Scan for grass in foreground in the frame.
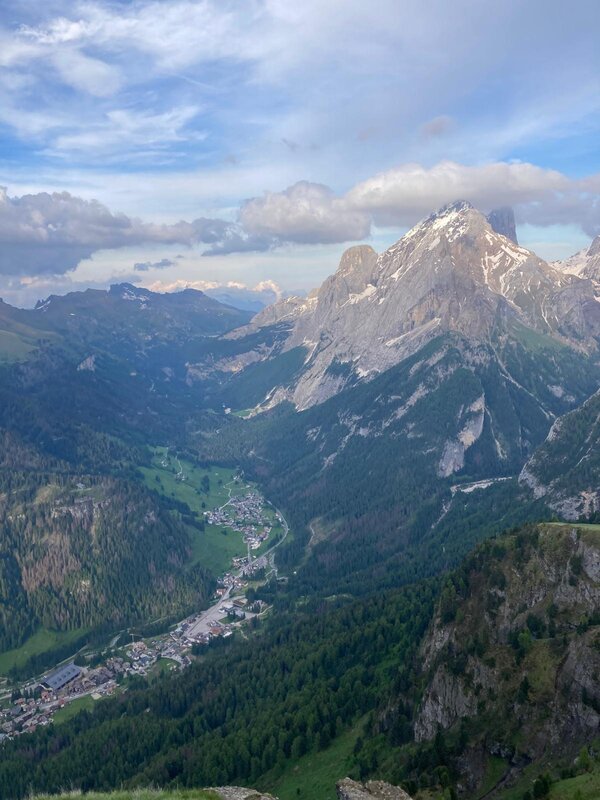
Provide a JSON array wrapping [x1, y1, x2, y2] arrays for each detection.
[[258, 722, 361, 800], [32, 791, 220, 800]]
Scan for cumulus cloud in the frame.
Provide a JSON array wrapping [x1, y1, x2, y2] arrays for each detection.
[[235, 161, 600, 245], [239, 181, 371, 244], [0, 187, 236, 275], [348, 161, 600, 237]]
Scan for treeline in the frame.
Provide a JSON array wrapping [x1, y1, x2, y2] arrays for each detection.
[[0, 582, 437, 797]]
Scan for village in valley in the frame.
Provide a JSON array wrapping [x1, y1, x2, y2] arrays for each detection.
[[0, 451, 288, 742]]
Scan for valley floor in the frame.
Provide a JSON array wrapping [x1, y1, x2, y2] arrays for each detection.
[[0, 451, 290, 737]]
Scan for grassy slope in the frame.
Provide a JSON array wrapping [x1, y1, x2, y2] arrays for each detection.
[[141, 448, 282, 575], [32, 792, 220, 800], [0, 627, 88, 676], [52, 695, 96, 725], [258, 723, 361, 800], [0, 330, 36, 362], [493, 759, 600, 800]]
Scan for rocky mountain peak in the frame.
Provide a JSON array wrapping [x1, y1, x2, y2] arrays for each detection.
[[217, 200, 600, 411], [337, 244, 378, 278], [588, 234, 600, 258], [486, 205, 518, 243]]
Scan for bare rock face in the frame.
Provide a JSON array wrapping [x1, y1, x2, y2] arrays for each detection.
[[203, 201, 600, 416], [554, 235, 600, 283], [228, 201, 600, 411], [413, 524, 600, 761], [336, 777, 413, 800], [486, 206, 518, 244], [519, 388, 600, 519]]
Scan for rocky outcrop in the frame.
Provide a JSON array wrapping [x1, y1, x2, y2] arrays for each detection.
[[519, 389, 600, 519], [211, 789, 277, 800], [554, 235, 600, 284], [336, 778, 413, 800], [209, 781, 413, 800], [486, 206, 518, 244], [413, 524, 600, 768]]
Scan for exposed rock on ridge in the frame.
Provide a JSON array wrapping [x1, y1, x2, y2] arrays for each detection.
[[336, 778, 413, 800], [519, 388, 600, 518], [486, 206, 518, 244], [554, 234, 600, 284], [209, 781, 413, 800], [231, 201, 600, 410], [410, 524, 600, 790]]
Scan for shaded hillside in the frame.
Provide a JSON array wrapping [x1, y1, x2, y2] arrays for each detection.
[[360, 523, 600, 798], [2, 524, 600, 800], [520, 389, 600, 520], [197, 330, 597, 597], [0, 457, 213, 656]]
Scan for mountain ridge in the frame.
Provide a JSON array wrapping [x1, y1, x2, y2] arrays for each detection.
[[213, 201, 600, 411]]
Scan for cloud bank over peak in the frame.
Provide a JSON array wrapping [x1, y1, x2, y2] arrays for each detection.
[[0, 158, 599, 281], [239, 181, 371, 244], [233, 161, 600, 247]]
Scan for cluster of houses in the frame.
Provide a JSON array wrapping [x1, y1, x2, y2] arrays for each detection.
[[205, 491, 273, 551], [169, 617, 235, 647], [0, 632, 199, 741], [238, 554, 269, 577], [0, 481, 281, 744], [0, 661, 118, 740]]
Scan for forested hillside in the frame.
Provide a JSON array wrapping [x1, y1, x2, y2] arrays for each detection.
[[0, 465, 213, 656], [1, 523, 599, 800], [0, 583, 436, 797], [0, 287, 250, 660]]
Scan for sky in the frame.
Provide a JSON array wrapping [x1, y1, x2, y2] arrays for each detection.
[[0, 0, 599, 307]]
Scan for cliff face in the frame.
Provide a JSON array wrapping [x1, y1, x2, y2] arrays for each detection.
[[411, 524, 600, 791], [519, 389, 600, 519]]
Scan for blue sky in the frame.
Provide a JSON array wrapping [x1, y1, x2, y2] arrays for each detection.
[[0, 0, 599, 306]]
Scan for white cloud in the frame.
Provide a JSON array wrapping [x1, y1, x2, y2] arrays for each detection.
[[1, 160, 599, 280], [51, 49, 121, 97], [146, 277, 283, 311], [345, 161, 572, 227], [239, 181, 371, 244], [225, 161, 600, 246], [49, 106, 205, 158]]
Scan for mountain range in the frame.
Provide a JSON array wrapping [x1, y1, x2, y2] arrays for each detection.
[[179, 201, 600, 598], [2, 199, 600, 799]]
